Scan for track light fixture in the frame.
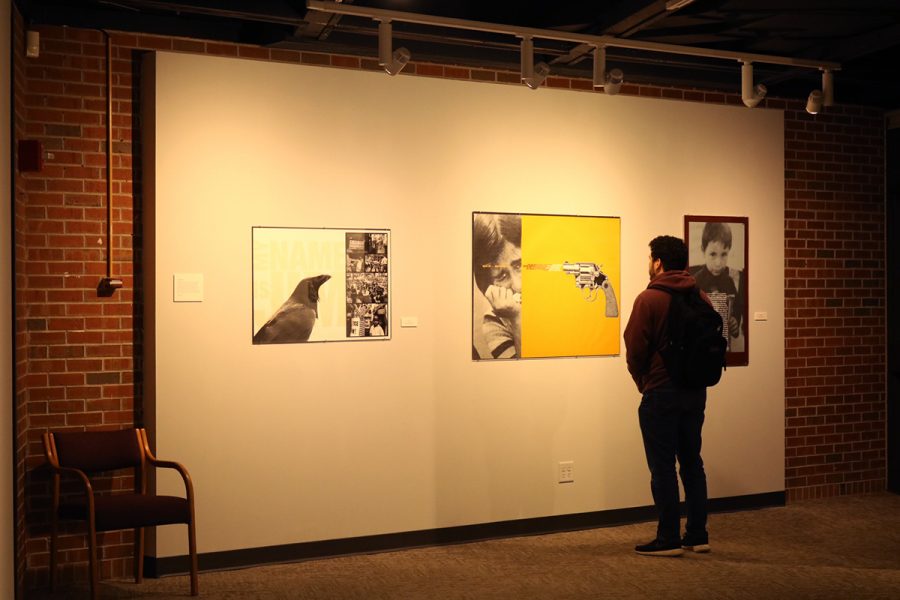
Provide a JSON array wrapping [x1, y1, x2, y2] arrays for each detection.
[[520, 35, 550, 89], [822, 69, 834, 107], [528, 62, 551, 89], [605, 68, 624, 95], [592, 46, 606, 89], [805, 69, 834, 115], [26, 30, 40, 58], [740, 61, 767, 108], [806, 90, 823, 114], [378, 21, 411, 76], [592, 47, 625, 95]]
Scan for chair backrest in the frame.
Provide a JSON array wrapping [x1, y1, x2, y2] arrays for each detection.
[[50, 429, 144, 472]]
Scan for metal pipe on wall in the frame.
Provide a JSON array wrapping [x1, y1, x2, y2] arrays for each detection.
[[99, 32, 122, 295]]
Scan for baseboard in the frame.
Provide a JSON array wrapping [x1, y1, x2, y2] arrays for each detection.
[[145, 490, 785, 577]]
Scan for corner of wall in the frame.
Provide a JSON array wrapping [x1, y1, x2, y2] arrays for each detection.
[[2, 0, 15, 596]]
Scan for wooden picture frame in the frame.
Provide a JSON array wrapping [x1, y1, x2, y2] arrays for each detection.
[[685, 215, 749, 367]]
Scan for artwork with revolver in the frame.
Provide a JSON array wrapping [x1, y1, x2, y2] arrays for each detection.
[[472, 212, 621, 360]]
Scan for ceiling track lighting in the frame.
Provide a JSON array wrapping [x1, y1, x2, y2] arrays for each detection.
[[307, 0, 839, 110], [806, 70, 834, 115], [606, 68, 624, 96], [377, 20, 410, 76], [822, 69, 834, 107], [740, 61, 767, 108], [520, 35, 550, 89], [806, 90, 823, 115], [592, 46, 625, 95]]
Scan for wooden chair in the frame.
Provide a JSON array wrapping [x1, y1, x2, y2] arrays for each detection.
[[42, 427, 198, 599]]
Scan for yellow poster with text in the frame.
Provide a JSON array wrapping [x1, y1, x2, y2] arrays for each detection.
[[520, 215, 620, 358]]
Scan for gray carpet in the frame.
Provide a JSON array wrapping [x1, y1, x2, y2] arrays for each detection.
[[31, 493, 900, 599]]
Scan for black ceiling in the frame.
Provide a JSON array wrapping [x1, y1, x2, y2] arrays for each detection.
[[17, 0, 900, 110]]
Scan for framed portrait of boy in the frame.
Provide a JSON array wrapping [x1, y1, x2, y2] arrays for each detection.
[[685, 215, 749, 367]]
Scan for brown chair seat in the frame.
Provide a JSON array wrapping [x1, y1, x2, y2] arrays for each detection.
[[60, 494, 192, 531]]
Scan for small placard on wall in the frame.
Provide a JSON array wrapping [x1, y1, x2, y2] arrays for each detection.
[[173, 273, 204, 302]]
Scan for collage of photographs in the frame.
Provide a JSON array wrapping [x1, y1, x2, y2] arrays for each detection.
[[346, 232, 389, 338]]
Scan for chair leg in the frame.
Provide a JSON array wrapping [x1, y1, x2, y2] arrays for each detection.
[[188, 521, 199, 596], [134, 527, 144, 583], [49, 513, 58, 591], [88, 526, 99, 600]]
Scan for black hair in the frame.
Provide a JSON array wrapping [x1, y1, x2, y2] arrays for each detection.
[[472, 214, 521, 293], [701, 222, 732, 251], [649, 235, 688, 271]]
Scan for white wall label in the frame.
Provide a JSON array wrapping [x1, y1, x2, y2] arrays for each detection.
[[173, 273, 204, 302], [400, 316, 418, 328], [753, 311, 768, 321]]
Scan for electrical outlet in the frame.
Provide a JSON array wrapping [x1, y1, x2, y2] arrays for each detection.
[[558, 461, 574, 483]]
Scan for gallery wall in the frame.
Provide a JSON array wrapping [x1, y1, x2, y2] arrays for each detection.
[[144, 51, 785, 557]]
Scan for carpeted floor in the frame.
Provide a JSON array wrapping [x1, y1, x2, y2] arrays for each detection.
[[31, 493, 900, 599]]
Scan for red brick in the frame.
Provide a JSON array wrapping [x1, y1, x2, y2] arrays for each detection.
[[331, 55, 360, 69], [445, 66, 469, 80], [205, 42, 238, 57], [29, 414, 67, 429], [66, 411, 103, 425], [416, 64, 443, 77], [271, 49, 302, 63], [173, 39, 206, 53], [136, 35, 173, 51]]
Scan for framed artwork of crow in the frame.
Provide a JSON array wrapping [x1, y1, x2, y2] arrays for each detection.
[[252, 227, 390, 344]]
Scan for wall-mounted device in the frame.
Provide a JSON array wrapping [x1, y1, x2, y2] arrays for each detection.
[[17, 140, 43, 172]]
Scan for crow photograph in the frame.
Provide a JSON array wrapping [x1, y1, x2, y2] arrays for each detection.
[[252, 274, 331, 344], [252, 227, 391, 344]]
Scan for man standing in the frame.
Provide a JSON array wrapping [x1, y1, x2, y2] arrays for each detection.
[[624, 235, 710, 556]]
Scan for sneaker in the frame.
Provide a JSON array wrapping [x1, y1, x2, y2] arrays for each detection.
[[634, 538, 684, 556], [681, 533, 710, 553]]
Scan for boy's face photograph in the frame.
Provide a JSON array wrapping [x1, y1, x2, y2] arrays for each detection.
[[703, 241, 730, 276], [489, 241, 522, 293]]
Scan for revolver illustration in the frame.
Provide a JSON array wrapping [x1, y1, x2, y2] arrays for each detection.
[[527, 262, 619, 317]]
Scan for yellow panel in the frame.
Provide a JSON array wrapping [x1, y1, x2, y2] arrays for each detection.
[[520, 214, 620, 358]]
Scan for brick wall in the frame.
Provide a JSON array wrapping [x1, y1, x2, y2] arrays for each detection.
[[12, 21, 886, 587], [14, 19, 142, 590], [783, 105, 886, 500], [12, 7, 30, 598]]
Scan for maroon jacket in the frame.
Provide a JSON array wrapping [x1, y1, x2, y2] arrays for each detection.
[[624, 270, 707, 393]]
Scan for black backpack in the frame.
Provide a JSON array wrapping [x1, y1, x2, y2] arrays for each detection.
[[649, 285, 727, 389]]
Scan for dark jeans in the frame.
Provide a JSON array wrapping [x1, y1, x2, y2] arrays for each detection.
[[638, 386, 708, 543]]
